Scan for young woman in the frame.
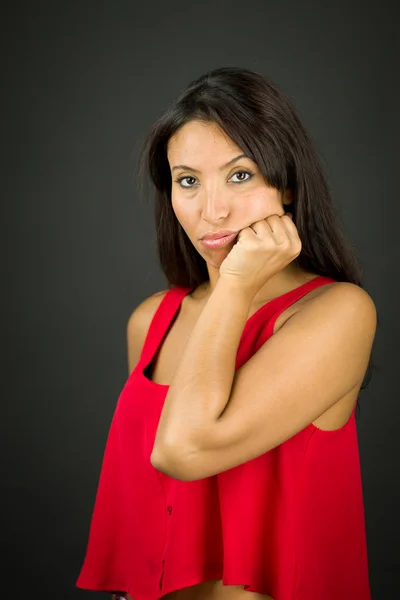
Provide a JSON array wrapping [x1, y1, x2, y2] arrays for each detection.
[[76, 67, 377, 600]]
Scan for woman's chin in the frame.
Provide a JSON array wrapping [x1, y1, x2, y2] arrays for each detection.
[[197, 243, 233, 270]]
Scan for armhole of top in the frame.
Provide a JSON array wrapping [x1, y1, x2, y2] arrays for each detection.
[[263, 276, 338, 340]]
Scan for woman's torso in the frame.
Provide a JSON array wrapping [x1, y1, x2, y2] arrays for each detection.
[[124, 580, 271, 600], [134, 270, 358, 600]]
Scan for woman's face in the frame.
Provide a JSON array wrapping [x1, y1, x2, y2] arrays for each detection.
[[167, 120, 292, 272]]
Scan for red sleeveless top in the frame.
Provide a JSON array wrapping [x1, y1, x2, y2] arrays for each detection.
[[76, 275, 371, 600]]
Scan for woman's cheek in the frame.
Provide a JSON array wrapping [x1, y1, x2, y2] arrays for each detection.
[[237, 188, 281, 219], [172, 208, 196, 242]]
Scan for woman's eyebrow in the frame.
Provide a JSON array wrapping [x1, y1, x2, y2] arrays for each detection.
[[171, 153, 249, 174]]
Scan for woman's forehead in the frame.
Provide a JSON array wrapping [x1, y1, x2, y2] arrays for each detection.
[[167, 121, 245, 166]]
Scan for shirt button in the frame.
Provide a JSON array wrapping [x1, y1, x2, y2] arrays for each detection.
[[167, 505, 172, 514]]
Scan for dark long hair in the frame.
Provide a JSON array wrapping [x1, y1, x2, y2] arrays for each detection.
[[138, 66, 379, 400]]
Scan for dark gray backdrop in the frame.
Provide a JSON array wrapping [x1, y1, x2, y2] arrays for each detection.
[[3, 1, 398, 598]]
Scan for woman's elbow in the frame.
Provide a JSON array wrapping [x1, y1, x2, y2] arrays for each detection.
[[150, 443, 201, 481]]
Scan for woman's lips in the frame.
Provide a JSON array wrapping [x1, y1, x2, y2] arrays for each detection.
[[200, 232, 238, 249]]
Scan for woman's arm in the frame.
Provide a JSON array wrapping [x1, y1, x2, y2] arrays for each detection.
[[151, 278, 376, 481]]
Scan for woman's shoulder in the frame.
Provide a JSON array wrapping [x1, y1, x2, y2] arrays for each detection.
[[126, 289, 170, 374], [304, 279, 375, 309]]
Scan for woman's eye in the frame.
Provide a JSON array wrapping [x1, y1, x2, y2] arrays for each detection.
[[176, 176, 197, 188], [231, 170, 253, 183]]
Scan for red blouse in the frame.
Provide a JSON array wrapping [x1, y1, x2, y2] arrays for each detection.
[[76, 275, 372, 600]]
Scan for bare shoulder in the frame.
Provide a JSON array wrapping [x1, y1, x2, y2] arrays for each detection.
[[298, 281, 377, 334], [305, 280, 376, 308], [126, 289, 170, 375]]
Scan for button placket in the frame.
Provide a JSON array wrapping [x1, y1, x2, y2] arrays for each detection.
[[160, 487, 173, 592], [159, 559, 165, 591]]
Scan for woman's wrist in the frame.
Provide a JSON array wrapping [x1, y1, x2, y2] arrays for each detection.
[[216, 274, 259, 303]]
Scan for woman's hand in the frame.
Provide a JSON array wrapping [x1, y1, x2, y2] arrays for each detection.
[[218, 213, 302, 297]]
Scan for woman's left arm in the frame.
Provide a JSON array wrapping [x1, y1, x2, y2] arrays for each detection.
[[151, 277, 377, 481]]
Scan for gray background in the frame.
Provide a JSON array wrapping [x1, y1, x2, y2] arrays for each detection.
[[3, 1, 398, 598]]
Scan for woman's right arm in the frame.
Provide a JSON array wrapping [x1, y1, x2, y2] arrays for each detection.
[[126, 290, 169, 376]]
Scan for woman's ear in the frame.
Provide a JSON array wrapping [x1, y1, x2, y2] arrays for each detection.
[[282, 187, 293, 205]]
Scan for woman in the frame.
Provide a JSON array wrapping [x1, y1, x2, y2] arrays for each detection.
[[76, 67, 377, 600]]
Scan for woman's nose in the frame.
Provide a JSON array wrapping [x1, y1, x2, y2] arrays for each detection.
[[201, 188, 230, 221]]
